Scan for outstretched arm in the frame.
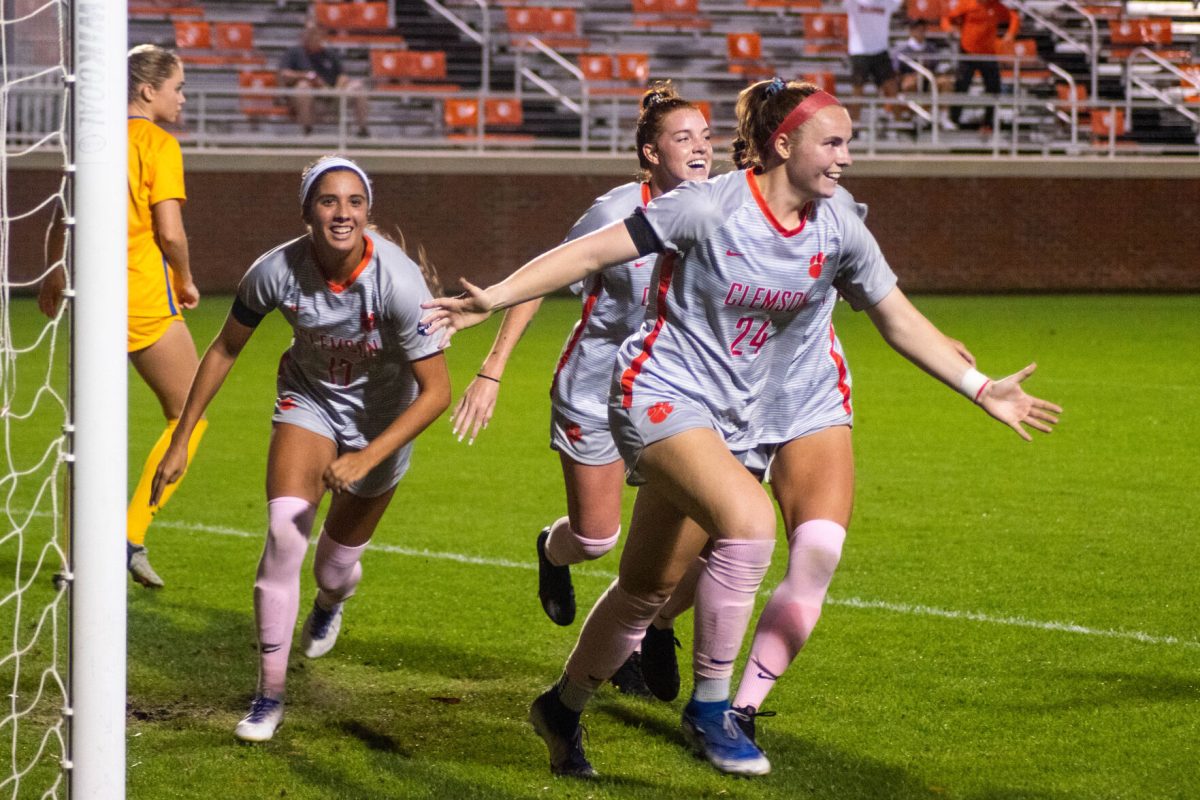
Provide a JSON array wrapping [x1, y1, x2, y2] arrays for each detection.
[[149, 314, 255, 503], [421, 220, 640, 344], [865, 287, 1061, 440], [451, 298, 544, 445]]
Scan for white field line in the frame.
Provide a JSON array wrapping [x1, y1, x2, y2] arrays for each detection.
[[156, 519, 1200, 651]]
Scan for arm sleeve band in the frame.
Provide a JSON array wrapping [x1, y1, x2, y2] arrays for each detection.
[[231, 296, 266, 328], [625, 210, 665, 257]]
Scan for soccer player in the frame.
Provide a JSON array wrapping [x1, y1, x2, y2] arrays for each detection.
[[38, 44, 206, 588], [150, 156, 450, 742], [449, 82, 712, 695], [421, 79, 1057, 778]]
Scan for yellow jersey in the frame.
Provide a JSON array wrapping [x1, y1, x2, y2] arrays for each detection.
[[127, 116, 187, 318]]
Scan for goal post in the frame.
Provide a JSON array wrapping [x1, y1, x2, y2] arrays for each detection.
[[67, 2, 127, 798]]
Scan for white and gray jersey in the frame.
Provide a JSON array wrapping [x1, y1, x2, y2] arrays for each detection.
[[550, 181, 654, 427], [615, 169, 897, 448], [233, 232, 442, 449], [757, 185, 871, 445]]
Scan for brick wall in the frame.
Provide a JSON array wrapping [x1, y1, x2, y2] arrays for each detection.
[[10, 162, 1199, 293]]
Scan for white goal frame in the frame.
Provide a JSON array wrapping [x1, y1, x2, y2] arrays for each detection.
[[66, 3, 127, 797]]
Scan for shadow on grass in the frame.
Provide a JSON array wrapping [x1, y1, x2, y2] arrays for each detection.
[[595, 698, 939, 800]]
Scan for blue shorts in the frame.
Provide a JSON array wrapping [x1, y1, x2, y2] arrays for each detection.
[[273, 389, 411, 498]]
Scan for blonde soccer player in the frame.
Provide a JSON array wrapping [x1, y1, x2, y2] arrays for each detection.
[[422, 79, 1059, 778], [151, 156, 450, 742], [450, 82, 712, 697], [38, 44, 205, 588]]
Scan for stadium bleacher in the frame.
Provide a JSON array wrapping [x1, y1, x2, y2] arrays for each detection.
[[115, 0, 1200, 153]]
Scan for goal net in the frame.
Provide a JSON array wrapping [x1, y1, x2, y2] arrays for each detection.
[[2, 0, 127, 796]]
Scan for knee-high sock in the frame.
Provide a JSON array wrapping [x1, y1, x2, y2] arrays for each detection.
[[733, 520, 845, 711], [127, 418, 208, 546], [654, 553, 706, 628], [312, 529, 367, 610], [565, 578, 667, 694], [254, 497, 315, 699], [544, 515, 620, 567], [693, 538, 774, 698]]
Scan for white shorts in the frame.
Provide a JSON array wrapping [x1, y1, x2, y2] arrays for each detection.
[[273, 389, 411, 498], [549, 405, 621, 466]]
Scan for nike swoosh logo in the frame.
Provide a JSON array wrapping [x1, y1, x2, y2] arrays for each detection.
[[756, 672, 778, 681], [633, 260, 648, 268], [726, 249, 745, 257]]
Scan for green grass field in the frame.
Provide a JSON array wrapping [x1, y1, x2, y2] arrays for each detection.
[[8, 294, 1200, 799]]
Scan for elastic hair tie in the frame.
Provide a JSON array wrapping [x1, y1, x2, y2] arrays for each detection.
[[764, 77, 787, 96], [768, 90, 842, 144]]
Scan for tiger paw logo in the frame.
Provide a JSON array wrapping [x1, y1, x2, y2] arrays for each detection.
[[566, 423, 584, 443], [808, 252, 826, 279], [361, 310, 377, 332], [647, 402, 674, 424], [277, 395, 298, 412]]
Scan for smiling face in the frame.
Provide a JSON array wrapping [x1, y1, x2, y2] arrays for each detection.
[[144, 64, 185, 125], [304, 169, 369, 269], [782, 104, 853, 200], [642, 107, 712, 194]]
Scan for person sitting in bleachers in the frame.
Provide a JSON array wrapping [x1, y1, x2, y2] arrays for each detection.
[[279, 21, 370, 137], [893, 17, 957, 129]]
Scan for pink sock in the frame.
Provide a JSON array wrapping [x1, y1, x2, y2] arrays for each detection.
[[693, 539, 774, 685], [655, 554, 706, 627], [733, 520, 845, 711], [544, 515, 620, 567], [254, 497, 316, 699], [565, 578, 667, 692], [313, 529, 367, 610]]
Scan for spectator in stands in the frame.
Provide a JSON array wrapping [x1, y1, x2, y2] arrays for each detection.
[[893, 17, 957, 129], [943, 0, 1020, 130], [844, 0, 903, 123], [279, 21, 370, 137]]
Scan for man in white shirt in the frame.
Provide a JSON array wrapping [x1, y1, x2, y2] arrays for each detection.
[[844, 0, 903, 121]]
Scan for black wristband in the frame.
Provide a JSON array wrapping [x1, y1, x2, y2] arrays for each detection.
[[476, 372, 501, 384]]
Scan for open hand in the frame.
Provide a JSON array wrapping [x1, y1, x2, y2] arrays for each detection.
[[979, 363, 1062, 441]]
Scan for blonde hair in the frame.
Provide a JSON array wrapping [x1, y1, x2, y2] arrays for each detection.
[[733, 79, 823, 170], [127, 44, 181, 102]]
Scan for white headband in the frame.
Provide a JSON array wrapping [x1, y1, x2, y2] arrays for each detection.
[[299, 156, 373, 209]]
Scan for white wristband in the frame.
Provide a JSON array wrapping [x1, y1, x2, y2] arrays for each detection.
[[959, 368, 991, 404]]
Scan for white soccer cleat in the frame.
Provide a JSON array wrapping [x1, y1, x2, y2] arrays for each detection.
[[234, 696, 284, 742], [126, 543, 164, 588], [300, 599, 343, 659]]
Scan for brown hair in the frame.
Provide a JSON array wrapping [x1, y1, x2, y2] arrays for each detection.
[[635, 80, 703, 175], [127, 44, 181, 102], [733, 78, 823, 171]]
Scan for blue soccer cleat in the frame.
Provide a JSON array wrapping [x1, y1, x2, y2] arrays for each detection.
[[681, 698, 771, 776]]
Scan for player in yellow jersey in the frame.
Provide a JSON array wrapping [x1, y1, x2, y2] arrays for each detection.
[[38, 45, 206, 588]]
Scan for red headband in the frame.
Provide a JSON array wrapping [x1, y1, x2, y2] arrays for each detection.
[[768, 90, 842, 144]]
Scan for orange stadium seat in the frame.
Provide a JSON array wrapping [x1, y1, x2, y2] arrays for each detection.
[[1108, 17, 1172, 46], [173, 20, 211, 50], [238, 70, 288, 118], [444, 98, 479, 129], [1181, 65, 1200, 102], [802, 71, 838, 94], [727, 32, 772, 78], [214, 22, 254, 52], [579, 54, 615, 81], [314, 2, 390, 30], [485, 98, 524, 126], [616, 53, 650, 83], [803, 14, 848, 54], [1090, 107, 1125, 138]]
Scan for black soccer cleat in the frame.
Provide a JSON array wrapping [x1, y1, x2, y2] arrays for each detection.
[[536, 528, 575, 626], [609, 651, 653, 698], [529, 688, 596, 778], [639, 624, 682, 701], [730, 704, 777, 745]]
